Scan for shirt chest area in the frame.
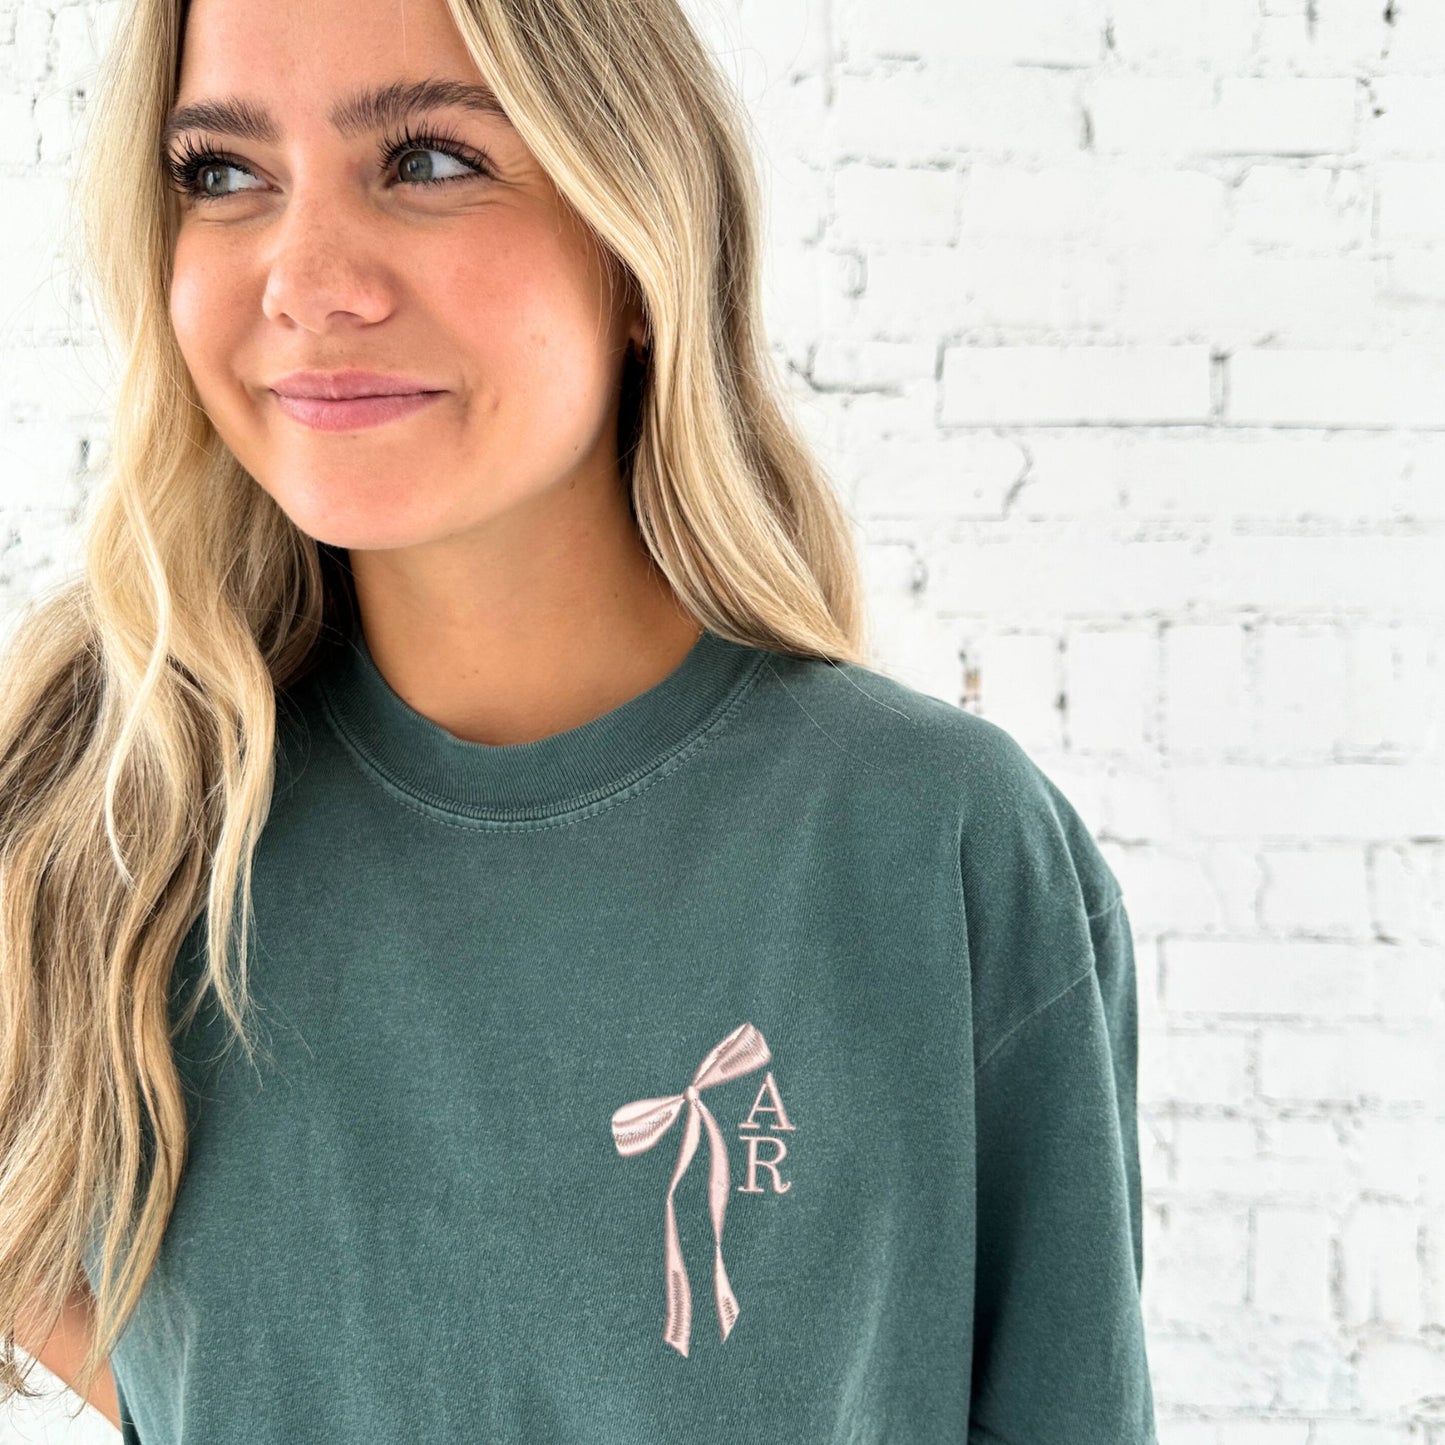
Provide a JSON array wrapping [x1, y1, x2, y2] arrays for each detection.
[[138, 834, 976, 1434], [133, 1002, 978, 1445], [156, 935, 976, 1390]]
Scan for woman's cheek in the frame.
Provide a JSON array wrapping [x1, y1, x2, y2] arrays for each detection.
[[169, 251, 233, 385]]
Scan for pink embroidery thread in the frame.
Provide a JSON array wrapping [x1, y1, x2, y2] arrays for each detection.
[[610, 1022, 772, 1357]]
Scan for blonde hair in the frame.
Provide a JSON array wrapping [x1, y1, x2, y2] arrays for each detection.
[[0, 0, 868, 1412]]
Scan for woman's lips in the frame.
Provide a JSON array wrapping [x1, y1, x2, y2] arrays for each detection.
[[271, 390, 445, 432]]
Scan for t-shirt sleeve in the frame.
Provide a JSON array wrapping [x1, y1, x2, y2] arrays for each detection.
[[117, 1370, 143, 1444], [955, 729, 1159, 1444]]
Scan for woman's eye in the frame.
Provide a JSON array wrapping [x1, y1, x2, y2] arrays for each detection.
[[190, 161, 264, 201], [393, 147, 475, 186]]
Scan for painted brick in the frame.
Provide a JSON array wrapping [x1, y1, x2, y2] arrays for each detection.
[[1162, 623, 1252, 756], [831, 163, 958, 247], [1228, 349, 1445, 428], [1258, 1027, 1435, 1107], [1140, 1028, 1253, 1108], [1151, 1204, 1251, 1312], [1253, 1206, 1335, 1325], [1065, 626, 1157, 754], [835, 0, 1106, 67], [939, 345, 1212, 426], [829, 66, 1080, 162], [1339, 1202, 1424, 1332]]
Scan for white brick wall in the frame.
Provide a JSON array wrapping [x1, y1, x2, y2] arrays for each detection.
[[3, 0, 1443, 1441]]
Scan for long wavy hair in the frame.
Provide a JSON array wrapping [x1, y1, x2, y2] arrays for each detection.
[[0, 0, 868, 1412]]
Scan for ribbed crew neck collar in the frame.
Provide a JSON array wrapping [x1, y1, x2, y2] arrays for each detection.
[[311, 620, 770, 821]]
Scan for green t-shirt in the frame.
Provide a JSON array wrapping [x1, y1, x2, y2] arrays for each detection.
[[88, 622, 1159, 1443]]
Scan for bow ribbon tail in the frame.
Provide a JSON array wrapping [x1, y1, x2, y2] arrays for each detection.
[[696, 1097, 741, 1341], [661, 1098, 704, 1357]]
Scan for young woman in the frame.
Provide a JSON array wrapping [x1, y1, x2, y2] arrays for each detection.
[[0, 0, 1160, 1439]]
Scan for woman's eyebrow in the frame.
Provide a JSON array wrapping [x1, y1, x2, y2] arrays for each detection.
[[160, 76, 511, 152]]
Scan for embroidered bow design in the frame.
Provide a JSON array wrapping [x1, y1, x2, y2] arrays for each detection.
[[610, 1022, 771, 1357]]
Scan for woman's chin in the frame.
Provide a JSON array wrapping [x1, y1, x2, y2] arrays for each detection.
[[266, 493, 448, 553]]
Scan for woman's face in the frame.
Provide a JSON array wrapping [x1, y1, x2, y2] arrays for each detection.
[[166, 0, 645, 552]]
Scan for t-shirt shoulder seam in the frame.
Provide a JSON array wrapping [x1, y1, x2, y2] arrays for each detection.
[[968, 883, 1124, 1078], [1089, 890, 1126, 921], [973, 957, 1095, 1078]]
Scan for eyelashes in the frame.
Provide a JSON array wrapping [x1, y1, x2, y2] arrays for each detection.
[[161, 120, 495, 202]]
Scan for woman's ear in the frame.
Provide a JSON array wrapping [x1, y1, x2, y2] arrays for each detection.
[[617, 264, 651, 357]]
